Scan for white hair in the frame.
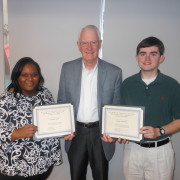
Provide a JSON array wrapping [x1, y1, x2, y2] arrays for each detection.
[[78, 25, 101, 42]]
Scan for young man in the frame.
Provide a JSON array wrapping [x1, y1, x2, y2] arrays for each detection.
[[57, 25, 122, 180], [120, 36, 180, 180]]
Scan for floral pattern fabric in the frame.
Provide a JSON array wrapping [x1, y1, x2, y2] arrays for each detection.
[[0, 87, 62, 177]]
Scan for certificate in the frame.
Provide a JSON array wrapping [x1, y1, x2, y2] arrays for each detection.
[[102, 105, 144, 142], [33, 103, 75, 139]]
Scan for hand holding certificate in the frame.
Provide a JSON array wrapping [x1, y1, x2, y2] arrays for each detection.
[[33, 103, 75, 139], [102, 105, 144, 142]]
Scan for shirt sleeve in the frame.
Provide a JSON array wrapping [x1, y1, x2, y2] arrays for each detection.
[[0, 97, 15, 152], [172, 84, 180, 119]]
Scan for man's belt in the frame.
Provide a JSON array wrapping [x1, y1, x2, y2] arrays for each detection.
[[136, 138, 169, 148], [76, 121, 99, 128]]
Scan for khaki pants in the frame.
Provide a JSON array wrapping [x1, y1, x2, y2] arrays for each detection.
[[123, 141, 174, 180]]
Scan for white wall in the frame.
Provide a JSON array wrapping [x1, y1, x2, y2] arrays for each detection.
[[8, 0, 101, 99], [1, 0, 180, 179], [103, 0, 180, 82]]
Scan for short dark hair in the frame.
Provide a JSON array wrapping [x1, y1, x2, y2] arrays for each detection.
[[7, 57, 44, 94], [136, 36, 165, 55]]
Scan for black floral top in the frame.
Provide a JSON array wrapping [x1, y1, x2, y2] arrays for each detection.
[[0, 87, 62, 177]]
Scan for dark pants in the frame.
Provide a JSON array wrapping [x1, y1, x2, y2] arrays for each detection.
[[68, 124, 108, 180], [0, 165, 53, 180]]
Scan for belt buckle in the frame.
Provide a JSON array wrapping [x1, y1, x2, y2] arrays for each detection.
[[83, 123, 88, 128], [148, 143, 152, 148], [142, 142, 153, 148]]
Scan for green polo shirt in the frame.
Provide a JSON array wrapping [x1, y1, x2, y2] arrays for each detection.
[[121, 71, 180, 141]]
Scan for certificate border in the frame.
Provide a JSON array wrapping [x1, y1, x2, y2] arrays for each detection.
[[102, 105, 144, 142], [33, 103, 75, 139]]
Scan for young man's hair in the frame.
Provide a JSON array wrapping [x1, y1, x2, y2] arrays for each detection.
[[136, 36, 165, 55]]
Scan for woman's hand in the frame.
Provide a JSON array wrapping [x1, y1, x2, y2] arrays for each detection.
[[11, 124, 37, 141]]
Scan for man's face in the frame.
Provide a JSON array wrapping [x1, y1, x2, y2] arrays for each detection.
[[136, 46, 165, 74], [77, 28, 102, 65]]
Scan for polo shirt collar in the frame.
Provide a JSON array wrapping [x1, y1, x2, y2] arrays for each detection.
[[136, 70, 164, 84]]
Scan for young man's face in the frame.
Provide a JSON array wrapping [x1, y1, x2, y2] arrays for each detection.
[[136, 46, 165, 75]]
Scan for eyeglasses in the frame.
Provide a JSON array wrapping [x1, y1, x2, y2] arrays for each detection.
[[80, 40, 99, 47]]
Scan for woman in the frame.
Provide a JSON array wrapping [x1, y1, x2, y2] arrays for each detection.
[[0, 57, 62, 180]]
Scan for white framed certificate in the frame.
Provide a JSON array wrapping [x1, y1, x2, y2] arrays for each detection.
[[102, 105, 144, 142], [33, 103, 75, 139]]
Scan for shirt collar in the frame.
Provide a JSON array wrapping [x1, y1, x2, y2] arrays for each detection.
[[82, 59, 98, 72], [136, 70, 163, 84]]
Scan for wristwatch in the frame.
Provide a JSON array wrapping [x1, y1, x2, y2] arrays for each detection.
[[157, 126, 165, 135]]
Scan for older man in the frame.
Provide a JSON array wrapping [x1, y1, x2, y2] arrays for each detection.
[[57, 25, 122, 180]]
